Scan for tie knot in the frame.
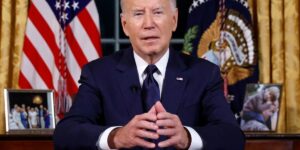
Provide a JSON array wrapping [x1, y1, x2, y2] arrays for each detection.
[[145, 64, 158, 75]]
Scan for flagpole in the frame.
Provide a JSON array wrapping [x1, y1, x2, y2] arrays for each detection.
[[57, 0, 68, 119]]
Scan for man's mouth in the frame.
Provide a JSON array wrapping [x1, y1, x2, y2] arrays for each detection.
[[141, 36, 159, 41]]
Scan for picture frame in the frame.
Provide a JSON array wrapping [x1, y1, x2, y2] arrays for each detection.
[[4, 89, 55, 134], [240, 83, 282, 132]]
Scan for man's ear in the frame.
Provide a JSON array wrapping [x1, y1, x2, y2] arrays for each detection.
[[172, 8, 178, 32], [121, 13, 129, 36]]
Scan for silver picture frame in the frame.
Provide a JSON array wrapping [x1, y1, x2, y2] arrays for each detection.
[[4, 89, 55, 134]]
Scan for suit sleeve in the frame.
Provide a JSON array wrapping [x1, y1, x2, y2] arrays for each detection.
[[53, 64, 108, 150], [194, 66, 245, 150]]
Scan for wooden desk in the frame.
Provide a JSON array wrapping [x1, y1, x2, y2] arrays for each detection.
[[0, 134, 53, 150], [245, 134, 300, 150], [1, 133, 300, 150]]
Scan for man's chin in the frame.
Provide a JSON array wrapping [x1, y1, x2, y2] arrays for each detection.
[[145, 49, 164, 56]]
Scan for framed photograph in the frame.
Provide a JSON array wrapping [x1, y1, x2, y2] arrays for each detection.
[[240, 83, 282, 132], [4, 89, 55, 134]]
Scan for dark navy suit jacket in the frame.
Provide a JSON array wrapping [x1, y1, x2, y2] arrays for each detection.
[[53, 48, 245, 150]]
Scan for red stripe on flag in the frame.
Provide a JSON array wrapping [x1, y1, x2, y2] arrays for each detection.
[[19, 72, 32, 89], [78, 8, 102, 57], [29, 3, 65, 74], [66, 71, 78, 96], [20, 0, 102, 116], [65, 25, 89, 68], [29, 3, 78, 94], [23, 37, 54, 89]]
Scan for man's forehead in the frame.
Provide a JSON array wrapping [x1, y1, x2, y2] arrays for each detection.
[[131, 5, 164, 11], [124, 0, 169, 8]]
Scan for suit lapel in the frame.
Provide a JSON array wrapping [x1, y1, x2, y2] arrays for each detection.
[[161, 50, 188, 114], [116, 49, 144, 117], [115, 49, 188, 116]]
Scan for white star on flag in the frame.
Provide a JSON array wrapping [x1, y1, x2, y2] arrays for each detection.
[[61, 12, 68, 22], [72, 1, 80, 10], [64, 1, 70, 10], [55, 1, 61, 10]]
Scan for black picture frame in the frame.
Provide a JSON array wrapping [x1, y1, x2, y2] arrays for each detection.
[[240, 83, 282, 132]]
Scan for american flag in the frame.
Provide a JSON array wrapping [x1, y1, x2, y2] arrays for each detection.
[[19, 0, 102, 119]]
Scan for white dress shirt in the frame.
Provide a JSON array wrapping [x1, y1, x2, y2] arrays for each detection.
[[97, 49, 203, 150]]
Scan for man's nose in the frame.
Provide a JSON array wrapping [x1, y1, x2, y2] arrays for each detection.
[[143, 13, 155, 30]]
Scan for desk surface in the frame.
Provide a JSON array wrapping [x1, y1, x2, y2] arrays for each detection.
[[1, 133, 300, 150], [246, 133, 300, 139], [0, 133, 52, 141], [0, 133, 54, 150], [1, 133, 300, 139]]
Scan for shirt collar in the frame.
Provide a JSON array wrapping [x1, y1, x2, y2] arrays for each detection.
[[134, 49, 169, 78]]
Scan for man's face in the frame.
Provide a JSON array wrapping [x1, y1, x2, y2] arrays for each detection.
[[121, 0, 178, 60]]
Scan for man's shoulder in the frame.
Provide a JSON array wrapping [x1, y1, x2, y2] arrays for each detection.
[[83, 48, 131, 70]]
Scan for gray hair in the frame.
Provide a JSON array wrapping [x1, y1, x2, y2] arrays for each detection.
[[120, 0, 177, 13], [265, 86, 280, 102]]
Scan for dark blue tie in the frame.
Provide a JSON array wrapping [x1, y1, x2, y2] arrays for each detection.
[[142, 65, 162, 149], [142, 65, 160, 112]]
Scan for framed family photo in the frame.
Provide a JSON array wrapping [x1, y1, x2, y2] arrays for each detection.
[[4, 89, 55, 134], [240, 83, 282, 132]]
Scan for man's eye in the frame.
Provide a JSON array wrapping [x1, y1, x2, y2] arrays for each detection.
[[133, 12, 143, 16], [154, 11, 163, 15]]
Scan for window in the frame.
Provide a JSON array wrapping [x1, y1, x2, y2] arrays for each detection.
[[95, 0, 192, 56]]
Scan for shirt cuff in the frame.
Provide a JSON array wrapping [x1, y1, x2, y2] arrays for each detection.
[[97, 126, 121, 150], [184, 126, 203, 150]]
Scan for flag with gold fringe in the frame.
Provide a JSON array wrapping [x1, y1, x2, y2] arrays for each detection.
[[183, 0, 258, 114], [19, 0, 102, 120]]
